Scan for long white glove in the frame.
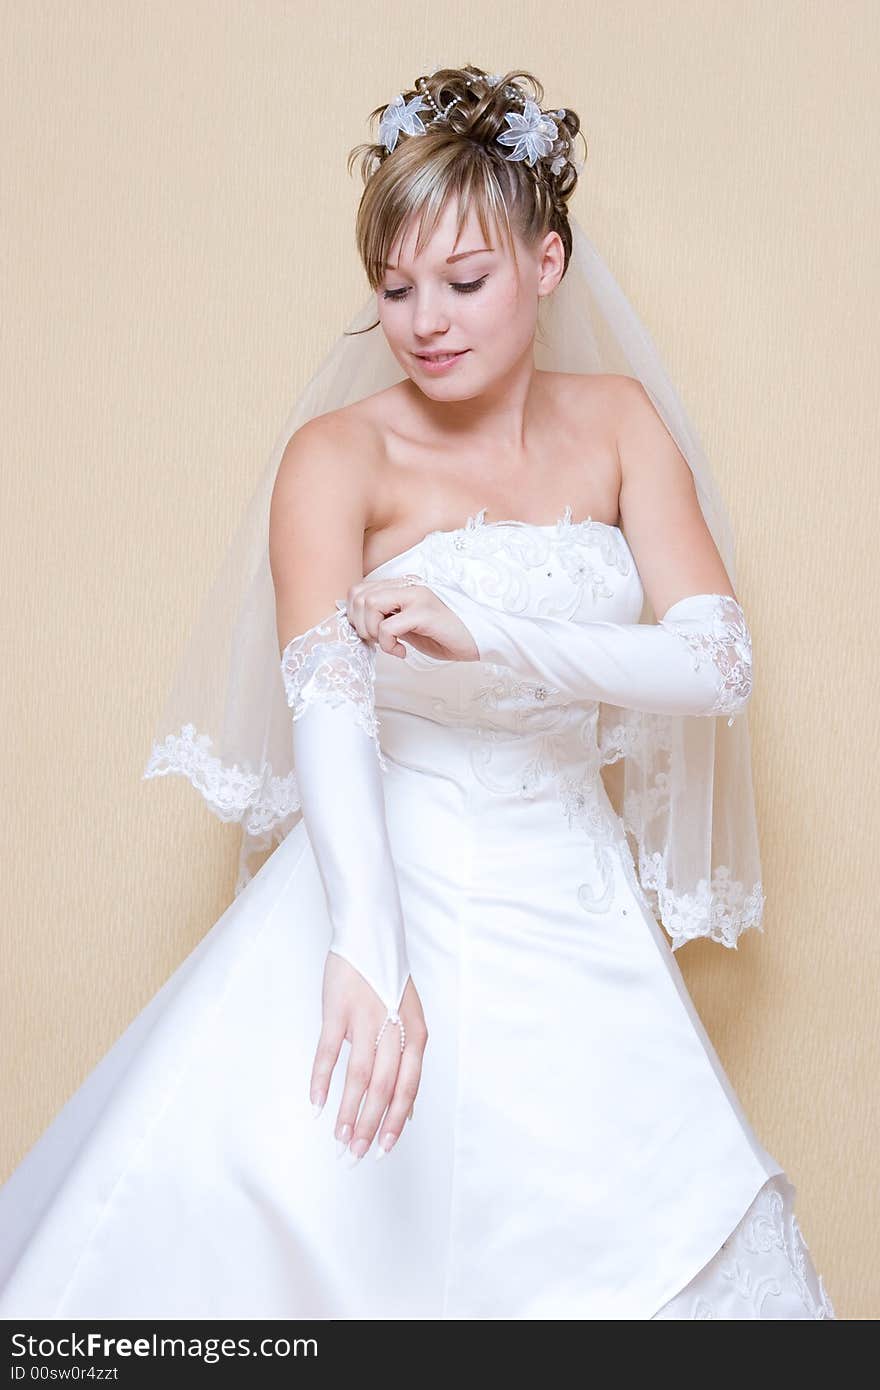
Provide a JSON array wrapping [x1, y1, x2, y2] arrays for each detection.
[[280, 602, 410, 1044], [425, 586, 753, 723]]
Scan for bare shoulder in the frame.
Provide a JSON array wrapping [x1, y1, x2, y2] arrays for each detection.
[[540, 368, 622, 405], [270, 405, 387, 550], [269, 407, 384, 646], [273, 382, 408, 490], [546, 369, 637, 445], [272, 405, 382, 507], [561, 370, 650, 428], [595, 373, 682, 465], [561, 369, 696, 498]]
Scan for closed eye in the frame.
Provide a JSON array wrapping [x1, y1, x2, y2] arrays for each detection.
[[382, 275, 488, 302]]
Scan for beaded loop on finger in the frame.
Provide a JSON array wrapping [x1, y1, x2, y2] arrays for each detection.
[[375, 1012, 406, 1052]]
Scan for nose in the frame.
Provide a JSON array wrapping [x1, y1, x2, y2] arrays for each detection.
[[411, 289, 450, 340]]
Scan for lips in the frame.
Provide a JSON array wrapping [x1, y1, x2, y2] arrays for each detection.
[[416, 350, 468, 361]]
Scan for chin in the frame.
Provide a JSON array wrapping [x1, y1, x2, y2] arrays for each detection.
[[406, 359, 491, 402], [413, 377, 486, 403]]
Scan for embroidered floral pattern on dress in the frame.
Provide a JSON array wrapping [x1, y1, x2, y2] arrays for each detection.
[[653, 1176, 837, 1319], [418, 504, 632, 620], [279, 605, 388, 770]]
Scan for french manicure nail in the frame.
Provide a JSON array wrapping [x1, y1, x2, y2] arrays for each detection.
[[344, 1147, 362, 1168]]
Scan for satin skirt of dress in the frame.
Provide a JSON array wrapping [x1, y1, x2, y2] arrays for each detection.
[[0, 713, 836, 1320]]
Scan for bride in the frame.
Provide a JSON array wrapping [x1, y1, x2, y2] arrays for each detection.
[[0, 64, 836, 1320]]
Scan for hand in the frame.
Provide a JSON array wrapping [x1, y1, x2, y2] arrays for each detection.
[[344, 575, 479, 662], [309, 951, 428, 1162]]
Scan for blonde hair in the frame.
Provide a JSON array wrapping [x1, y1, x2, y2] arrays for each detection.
[[347, 64, 587, 303]]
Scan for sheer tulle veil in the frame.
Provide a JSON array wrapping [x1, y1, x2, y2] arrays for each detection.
[[143, 212, 765, 953]]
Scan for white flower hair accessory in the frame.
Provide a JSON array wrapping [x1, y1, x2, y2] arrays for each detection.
[[376, 74, 581, 179], [377, 93, 428, 153], [496, 97, 559, 167]]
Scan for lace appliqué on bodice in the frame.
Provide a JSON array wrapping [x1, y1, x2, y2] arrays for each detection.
[[419, 504, 631, 620], [280, 604, 388, 770]]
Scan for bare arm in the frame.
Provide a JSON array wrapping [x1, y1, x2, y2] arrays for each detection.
[[614, 375, 736, 618], [270, 414, 374, 650]]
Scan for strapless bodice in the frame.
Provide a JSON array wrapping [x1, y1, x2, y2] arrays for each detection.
[[370, 505, 645, 741]]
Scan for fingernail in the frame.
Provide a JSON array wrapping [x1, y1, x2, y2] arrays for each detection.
[[344, 1146, 362, 1168], [311, 1094, 325, 1118], [374, 1133, 397, 1160], [350, 1138, 368, 1161]]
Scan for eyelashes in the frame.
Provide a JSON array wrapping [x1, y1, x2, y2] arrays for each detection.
[[382, 275, 488, 302], [452, 276, 488, 295]]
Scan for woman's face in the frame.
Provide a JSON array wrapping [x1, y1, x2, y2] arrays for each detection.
[[377, 198, 564, 401]]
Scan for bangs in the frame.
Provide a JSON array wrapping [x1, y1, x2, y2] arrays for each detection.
[[356, 138, 520, 290]]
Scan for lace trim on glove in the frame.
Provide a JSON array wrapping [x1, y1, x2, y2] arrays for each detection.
[[280, 604, 388, 769], [663, 594, 753, 722]]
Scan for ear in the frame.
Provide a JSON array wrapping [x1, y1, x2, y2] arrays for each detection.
[[536, 229, 565, 298]]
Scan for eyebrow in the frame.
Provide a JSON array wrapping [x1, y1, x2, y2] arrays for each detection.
[[382, 247, 494, 271]]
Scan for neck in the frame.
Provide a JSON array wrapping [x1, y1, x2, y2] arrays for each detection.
[[403, 349, 547, 462]]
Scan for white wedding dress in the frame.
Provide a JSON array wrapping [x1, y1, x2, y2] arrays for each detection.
[[0, 508, 836, 1320]]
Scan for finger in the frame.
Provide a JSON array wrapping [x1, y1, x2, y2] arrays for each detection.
[[344, 583, 369, 640], [379, 595, 440, 657], [347, 1024, 404, 1161], [310, 1016, 345, 1114], [334, 1032, 375, 1152], [345, 578, 386, 638], [347, 579, 423, 643], [375, 1041, 425, 1158], [361, 585, 415, 644], [376, 612, 416, 657]]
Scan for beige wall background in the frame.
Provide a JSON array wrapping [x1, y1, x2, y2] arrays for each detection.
[[1, 0, 876, 1319]]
